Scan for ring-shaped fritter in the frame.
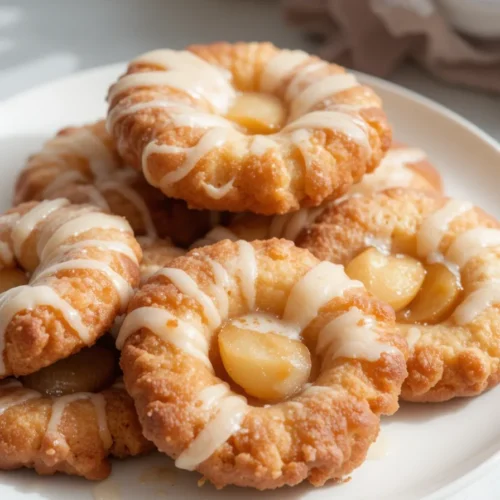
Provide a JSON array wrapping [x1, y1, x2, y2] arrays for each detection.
[[298, 189, 500, 402], [107, 42, 392, 214], [0, 199, 141, 377], [117, 239, 407, 489]]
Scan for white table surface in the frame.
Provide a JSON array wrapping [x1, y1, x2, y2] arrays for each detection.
[[1, 1, 499, 499]]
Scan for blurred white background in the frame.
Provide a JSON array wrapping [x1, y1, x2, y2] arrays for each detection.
[[0, 0, 498, 140]]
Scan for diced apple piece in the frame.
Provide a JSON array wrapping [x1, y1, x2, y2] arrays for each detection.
[[226, 93, 286, 134], [218, 323, 311, 402], [22, 346, 117, 396], [346, 248, 426, 312], [403, 263, 461, 324]]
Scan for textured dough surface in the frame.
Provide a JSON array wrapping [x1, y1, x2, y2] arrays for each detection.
[[0, 201, 141, 376], [298, 189, 500, 402], [120, 239, 407, 489], [14, 121, 217, 247], [108, 42, 392, 214]]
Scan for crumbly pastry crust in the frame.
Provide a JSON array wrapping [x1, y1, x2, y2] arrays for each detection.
[[140, 238, 186, 282], [193, 142, 442, 245], [0, 200, 141, 377], [0, 378, 152, 479], [107, 42, 392, 214], [13, 121, 217, 247], [119, 239, 407, 489], [298, 189, 500, 402]]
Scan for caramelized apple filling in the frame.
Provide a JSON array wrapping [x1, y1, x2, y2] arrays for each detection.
[[346, 248, 425, 312], [400, 263, 462, 324], [218, 315, 311, 402], [22, 345, 118, 397], [346, 248, 462, 324], [226, 92, 286, 135]]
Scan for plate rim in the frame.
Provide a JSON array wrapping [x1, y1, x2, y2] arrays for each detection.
[[0, 62, 499, 500]]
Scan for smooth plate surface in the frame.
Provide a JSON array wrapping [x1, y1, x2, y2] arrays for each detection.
[[0, 64, 499, 500]]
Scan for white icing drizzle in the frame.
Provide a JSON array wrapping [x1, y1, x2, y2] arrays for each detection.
[[107, 99, 185, 130], [233, 241, 257, 310], [143, 128, 230, 190], [175, 383, 248, 471], [0, 241, 14, 266], [291, 129, 314, 174], [172, 111, 233, 129], [406, 327, 422, 351], [284, 261, 363, 330], [76, 185, 111, 210], [453, 283, 500, 325], [200, 178, 234, 199], [110, 49, 234, 112], [155, 268, 221, 329], [205, 257, 231, 318], [250, 135, 279, 156], [134, 50, 235, 111], [33, 259, 133, 310], [38, 211, 131, 262], [317, 307, 398, 363], [0, 214, 19, 265], [364, 235, 392, 255], [283, 111, 370, 151], [39, 154, 159, 242], [36, 128, 118, 179], [230, 312, 301, 340], [0, 384, 41, 416], [415, 201, 500, 323], [11, 199, 69, 256], [268, 207, 324, 241], [108, 99, 233, 134], [99, 179, 158, 240], [349, 147, 427, 195], [191, 226, 238, 249], [417, 200, 473, 258], [446, 228, 500, 269], [45, 393, 112, 452], [0, 201, 136, 376], [0, 285, 89, 374], [41, 170, 88, 198], [57, 239, 138, 265], [289, 73, 359, 120], [260, 50, 310, 93], [116, 307, 211, 367], [285, 61, 328, 102], [0, 383, 112, 453]]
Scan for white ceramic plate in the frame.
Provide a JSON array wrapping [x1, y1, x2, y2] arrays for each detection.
[[0, 65, 499, 500]]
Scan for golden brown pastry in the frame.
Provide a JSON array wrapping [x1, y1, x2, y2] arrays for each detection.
[[107, 42, 392, 214], [117, 239, 407, 489], [193, 142, 442, 245], [0, 199, 141, 377], [298, 189, 500, 402], [0, 345, 152, 479], [140, 238, 186, 282], [13, 121, 217, 247]]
